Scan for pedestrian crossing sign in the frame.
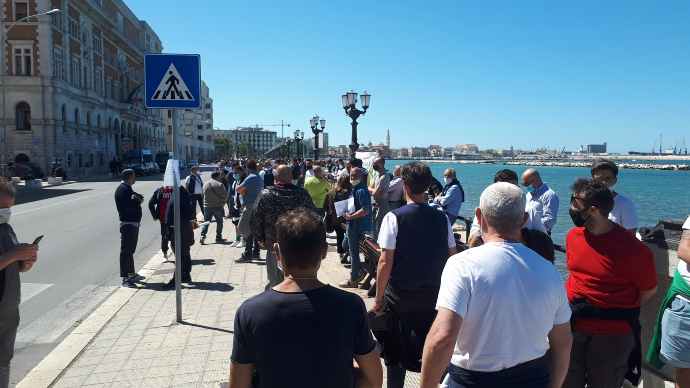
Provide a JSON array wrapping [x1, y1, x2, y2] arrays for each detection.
[[145, 54, 201, 109]]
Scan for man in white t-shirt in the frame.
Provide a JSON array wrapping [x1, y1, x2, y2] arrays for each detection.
[[468, 168, 546, 247], [591, 158, 638, 233], [420, 182, 573, 388]]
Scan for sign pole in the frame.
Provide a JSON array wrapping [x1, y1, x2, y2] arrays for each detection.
[[172, 118, 183, 323]]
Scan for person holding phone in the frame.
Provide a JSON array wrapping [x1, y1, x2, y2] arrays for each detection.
[[0, 180, 39, 388]]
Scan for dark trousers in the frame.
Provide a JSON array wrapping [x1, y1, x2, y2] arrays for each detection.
[[335, 224, 346, 254], [563, 331, 635, 388], [191, 194, 203, 215], [159, 222, 170, 254], [448, 354, 550, 388], [119, 224, 138, 278], [387, 364, 406, 388], [170, 231, 192, 278], [243, 234, 260, 256]]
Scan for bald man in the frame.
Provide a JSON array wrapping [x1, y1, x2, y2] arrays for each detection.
[[522, 168, 559, 234], [251, 165, 317, 288]]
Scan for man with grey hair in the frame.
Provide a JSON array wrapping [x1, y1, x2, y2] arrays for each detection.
[[522, 168, 559, 234], [388, 165, 404, 210], [420, 182, 572, 388]]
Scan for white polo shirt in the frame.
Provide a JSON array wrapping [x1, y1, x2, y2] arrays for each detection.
[[608, 192, 638, 230], [680, 216, 690, 284], [436, 242, 571, 372], [470, 201, 546, 237]]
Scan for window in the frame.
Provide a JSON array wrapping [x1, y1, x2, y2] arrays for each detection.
[[105, 78, 111, 99], [74, 108, 79, 126], [97, 115, 101, 128], [51, 12, 63, 31], [92, 31, 102, 54], [70, 56, 80, 87], [14, 1, 28, 21], [15, 102, 31, 130], [86, 111, 91, 127], [68, 17, 80, 38], [14, 46, 32, 76], [168, 125, 172, 135], [167, 111, 172, 118], [94, 67, 103, 94], [53, 47, 66, 80]]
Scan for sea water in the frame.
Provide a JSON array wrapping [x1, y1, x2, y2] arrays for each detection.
[[385, 160, 690, 274]]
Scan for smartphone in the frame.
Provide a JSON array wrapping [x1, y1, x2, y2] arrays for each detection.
[[32, 235, 44, 245]]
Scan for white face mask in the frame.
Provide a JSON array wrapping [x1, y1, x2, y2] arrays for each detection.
[[0, 208, 11, 224]]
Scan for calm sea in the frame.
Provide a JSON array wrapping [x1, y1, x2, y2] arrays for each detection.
[[385, 160, 690, 273]]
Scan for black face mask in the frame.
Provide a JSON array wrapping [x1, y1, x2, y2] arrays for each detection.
[[569, 207, 589, 227]]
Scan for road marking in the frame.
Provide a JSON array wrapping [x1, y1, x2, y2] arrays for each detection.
[[20, 283, 53, 305], [13, 192, 108, 216], [16, 284, 117, 346]]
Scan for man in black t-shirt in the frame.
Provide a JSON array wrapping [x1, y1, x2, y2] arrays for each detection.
[[230, 209, 382, 388]]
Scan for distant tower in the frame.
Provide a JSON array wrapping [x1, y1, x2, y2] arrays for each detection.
[[386, 129, 390, 148]]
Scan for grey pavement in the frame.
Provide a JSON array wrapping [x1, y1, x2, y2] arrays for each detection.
[[9, 174, 187, 386], [23, 216, 422, 388]]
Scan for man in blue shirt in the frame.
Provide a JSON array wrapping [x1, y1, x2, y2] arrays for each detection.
[[522, 168, 559, 234], [434, 168, 465, 224], [236, 160, 264, 262], [341, 167, 372, 288]]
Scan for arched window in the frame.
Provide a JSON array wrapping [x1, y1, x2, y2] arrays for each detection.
[[74, 108, 80, 126], [15, 102, 31, 130], [61, 104, 67, 132], [86, 111, 92, 127]]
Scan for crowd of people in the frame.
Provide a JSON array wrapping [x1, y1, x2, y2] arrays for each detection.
[[1, 153, 688, 388]]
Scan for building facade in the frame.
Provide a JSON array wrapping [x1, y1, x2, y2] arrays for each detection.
[[217, 127, 277, 157], [1, 0, 170, 177]]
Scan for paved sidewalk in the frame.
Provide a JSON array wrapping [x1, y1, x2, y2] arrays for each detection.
[[20, 216, 421, 387]]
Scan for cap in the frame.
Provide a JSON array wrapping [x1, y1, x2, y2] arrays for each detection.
[[121, 169, 136, 180], [591, 158, 618, 176]]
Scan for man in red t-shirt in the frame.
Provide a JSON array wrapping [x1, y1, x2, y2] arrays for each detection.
[[564, 178, 657, 388], [148, 186, 173, 259]]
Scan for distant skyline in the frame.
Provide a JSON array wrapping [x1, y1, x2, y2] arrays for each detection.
[[129, 1, 690, 153]]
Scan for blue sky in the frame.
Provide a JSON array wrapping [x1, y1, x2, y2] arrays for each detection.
[[129, 1, 690, 153]]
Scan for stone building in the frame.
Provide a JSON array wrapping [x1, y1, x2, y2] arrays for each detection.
[[1, 0, 166, 177]]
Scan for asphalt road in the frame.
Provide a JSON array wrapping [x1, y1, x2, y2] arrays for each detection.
[[8, 175, 177, 385]]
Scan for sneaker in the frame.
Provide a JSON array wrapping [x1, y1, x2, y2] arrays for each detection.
[[353, 269, 367, 283], [235, 253, 252, 263], [339, 280, 359, 289], [216, 237, 227, 244], [182, 275, 192, 283], [251, 251, 261, 259], [162, 278, 176, 290], [121, 278, 136, 288], [235, 241, 245, 249], [127, 273, 145, 281]]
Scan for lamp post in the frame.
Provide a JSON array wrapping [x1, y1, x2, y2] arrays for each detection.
[[1, 8, 61, 177], [341, 90, 370, 160], [309, 115, 326, 160], [294, 130, 304, 160]]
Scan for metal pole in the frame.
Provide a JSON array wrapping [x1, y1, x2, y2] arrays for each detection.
[[172, 111, 182, 323]]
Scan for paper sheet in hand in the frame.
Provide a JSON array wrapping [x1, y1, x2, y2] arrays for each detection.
[[334, 198, 350, 217]]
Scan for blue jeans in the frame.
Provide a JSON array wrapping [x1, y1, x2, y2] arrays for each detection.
[[347, 223, 368, 282], [201, 207, 224, 239], [660, 296, 690, 368]]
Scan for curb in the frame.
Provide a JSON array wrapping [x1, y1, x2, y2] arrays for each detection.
[[16, 252, 167, 388]]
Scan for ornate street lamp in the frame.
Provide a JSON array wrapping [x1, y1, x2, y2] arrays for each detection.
[[309, 115, 326, 160], [342, 90, 370, 159], [294, 130, 304, 160]]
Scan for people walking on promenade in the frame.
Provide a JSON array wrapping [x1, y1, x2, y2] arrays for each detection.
[[230, 208, 382, 388], [420, 182, 573, 388], [148, 185, 173, 258], [235, 160, 264, 262], [564, 178, 657, 388], [0, 180, 38, 388], [647, 214, 690, 388], [325, 174, 352, 264], [590, 158, 638, 233], [114, 169, 144, 288], [341, 167, 372, 288], [388, 165, 404, 210], [304, 166, 330, 217], [468, 168, 546, 247], [251, 165, 316, 288], [370, 157, 391, 239], [433, 168, 465, 225], [184, 165, 204, 215], [163, 185, 195, 288], [522, 168, 559, 234], [200, 171, 228, 245], [372, 162, 457, 388]]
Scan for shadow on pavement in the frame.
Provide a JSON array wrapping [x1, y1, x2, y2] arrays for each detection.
[[180, 320, 233, 334], [191, 259, 216, 266], [15, 187, 92, 205], [137, 281, 234, 292]]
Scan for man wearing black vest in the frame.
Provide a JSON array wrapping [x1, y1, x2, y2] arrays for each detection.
[[371, 162, 457, 388], [184, 166, 204, 215], [114, 169, 144, 288]]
